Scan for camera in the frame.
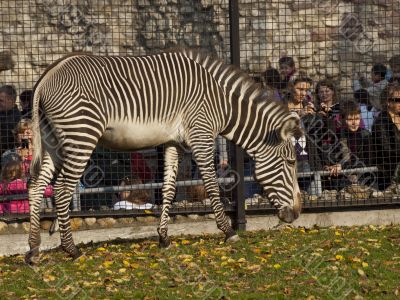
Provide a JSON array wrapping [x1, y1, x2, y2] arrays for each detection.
[[21, 138, 29, 149]]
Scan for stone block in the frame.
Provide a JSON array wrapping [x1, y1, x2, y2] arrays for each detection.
[[40, 220, 53, 231], [0, 51, 13, 71], [7, 223, 20, 234], [118, 217, 135, 224], [136, 216, 157, 223], [21, 222, 30, 233], [0, 221, 8, 234], [173, 215, 187, 222], [97, 218, 117, 228], [187, 214, 200, 220], [84, 218, 97, 227], [70, 218, 83, 231]]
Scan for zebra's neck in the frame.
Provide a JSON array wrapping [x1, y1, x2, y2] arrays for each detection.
[[221, 99, 287, 156], [177, 49, 289, 154]]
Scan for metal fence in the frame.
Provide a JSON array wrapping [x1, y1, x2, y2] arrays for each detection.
[[1, 0, 400, 226]]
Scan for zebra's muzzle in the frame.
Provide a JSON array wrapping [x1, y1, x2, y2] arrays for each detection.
[[277, 206, 299, 223]]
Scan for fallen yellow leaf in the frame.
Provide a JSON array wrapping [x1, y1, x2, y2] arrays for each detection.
[[274, 264, 281, 269], [123, 260, 130, 267], [43, 274, 56, 282], [96, 247, 106, 251], [130, 263, 140, 269], [103, 261, 114, 268], [335, 255, 344, 261], [362, 262, 369, 268], [150, 263, 159, 269], [357, 268, 366, 277]]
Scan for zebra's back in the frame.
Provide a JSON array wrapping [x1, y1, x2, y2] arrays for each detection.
[[35, 52, 225, 150]]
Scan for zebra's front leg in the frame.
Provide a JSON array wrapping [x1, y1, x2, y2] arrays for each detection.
[[157, 144, 182, 248], [191, 137, 239, 243], [25, 153, 56, 265]]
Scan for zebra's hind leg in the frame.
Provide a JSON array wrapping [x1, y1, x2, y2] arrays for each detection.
[[52, 142, 95, 259], [157, 144, 183, 248], [190, 134, 239, 243], [25, 151, 56, 265], [52, 170, 83, 259]]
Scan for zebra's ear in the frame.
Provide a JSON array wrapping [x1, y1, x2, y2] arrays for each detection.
[[279, 113, 302, 141]]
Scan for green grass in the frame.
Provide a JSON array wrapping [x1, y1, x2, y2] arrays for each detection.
[[1, 225, 400, 299]]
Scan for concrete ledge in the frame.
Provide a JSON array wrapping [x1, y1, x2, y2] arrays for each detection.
[[1, 208, 400, 256]]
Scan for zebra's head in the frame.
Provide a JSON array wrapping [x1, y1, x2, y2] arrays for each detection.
[[254, 113, 302, 223]]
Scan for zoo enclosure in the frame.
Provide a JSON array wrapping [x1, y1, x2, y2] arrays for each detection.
[[0, 0, 400, 226]]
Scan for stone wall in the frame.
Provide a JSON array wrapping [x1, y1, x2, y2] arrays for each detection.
[[0, 213, 216, 235], [0, 0, 399, 96]]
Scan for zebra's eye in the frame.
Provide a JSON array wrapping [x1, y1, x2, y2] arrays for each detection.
[[287, 159, 296, 166]]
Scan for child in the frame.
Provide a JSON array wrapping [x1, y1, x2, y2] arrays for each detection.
[[324, 100, 372, 189], [0, 155, 53, 214], [279, 56, 297, 90], [353, 89, 376, 132], [353, 63, 388, 111], [338, 100, 372, 171], [264, 67, 283, 101], [113, 176, 153, 210]]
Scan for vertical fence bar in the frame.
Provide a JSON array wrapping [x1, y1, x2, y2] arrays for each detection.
[[229, 0, 246, 231]]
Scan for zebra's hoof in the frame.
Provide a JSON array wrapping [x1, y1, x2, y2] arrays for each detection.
[[25, 247, 40, 265], [71, 248, 82, 260], [159, 237, 171, 249], [225, 234, 240, 243], [62, 246, 82, 260]]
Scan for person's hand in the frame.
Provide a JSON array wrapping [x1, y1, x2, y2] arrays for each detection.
[[329, 164, 342, 177], [305, 102, 315, 115], [219, 159, 229, 171], [359, 76, 368, 88], [318, 103, 329, 116]]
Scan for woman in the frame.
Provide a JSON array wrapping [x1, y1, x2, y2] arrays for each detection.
[[371, 83, 400, 190], [1, 119, 33, 176], [315, 79, 340, 118], [285, 77, 320, 194]]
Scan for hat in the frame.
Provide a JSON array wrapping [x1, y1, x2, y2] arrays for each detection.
[[1, 150, 22, 166]]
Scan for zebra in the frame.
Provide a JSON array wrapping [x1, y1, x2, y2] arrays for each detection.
[[25, 49, 302, 264]]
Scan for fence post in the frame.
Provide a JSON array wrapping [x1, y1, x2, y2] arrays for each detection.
[[229, 0, 246, 231]]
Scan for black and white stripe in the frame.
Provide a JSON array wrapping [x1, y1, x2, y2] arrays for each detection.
[[26, 49, 301, 263]]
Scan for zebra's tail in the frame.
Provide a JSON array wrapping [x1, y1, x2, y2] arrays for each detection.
[[30, 89, 43, 177]]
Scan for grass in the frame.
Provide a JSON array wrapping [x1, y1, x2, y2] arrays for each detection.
[[0, 225, 400, 299]]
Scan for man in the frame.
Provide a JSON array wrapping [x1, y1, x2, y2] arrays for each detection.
[[0, 85, 21, 161], [353, 63, 388, 111]]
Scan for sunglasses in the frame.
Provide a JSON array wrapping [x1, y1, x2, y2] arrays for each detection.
[[389, 98, 400, 103]]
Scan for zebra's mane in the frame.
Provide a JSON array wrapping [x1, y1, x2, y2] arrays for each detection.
[[174, 48, 288, 112]]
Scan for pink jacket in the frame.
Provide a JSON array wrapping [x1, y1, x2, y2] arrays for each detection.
[[0, 179, 53, 214]]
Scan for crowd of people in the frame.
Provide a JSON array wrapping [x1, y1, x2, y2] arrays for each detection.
[[1, 54, 400, 213], [263, 54, 400, 195]]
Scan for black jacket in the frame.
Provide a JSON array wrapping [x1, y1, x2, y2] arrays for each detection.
[[0, 106, 21, 158], [339, 128, 371, 169], [371, 110, 400, 184]]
